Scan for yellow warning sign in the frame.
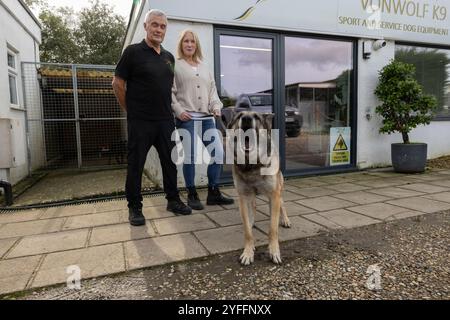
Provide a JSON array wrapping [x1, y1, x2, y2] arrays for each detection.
[[333, 134, 348, 151], [330, 127, 351, 166]]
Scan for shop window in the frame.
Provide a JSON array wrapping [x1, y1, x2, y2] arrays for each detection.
[[395, 45, 450, 119]]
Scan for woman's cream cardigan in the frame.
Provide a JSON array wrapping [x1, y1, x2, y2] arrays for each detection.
[[171, 59, 223, 118]]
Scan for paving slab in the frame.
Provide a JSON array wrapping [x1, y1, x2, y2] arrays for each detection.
[[31, 243, 125, 289], [62, 211, 122, 230], [205, 209, 268, 227], [302, 213, 344, 230], [383, 210, 426, 221], [396, 183, 449, 194], [279, 190, 307, 201], [94, 200, 128, 213], [290, 186, 340, 198], [0, 255, 41, 295], [367, 187, 425, 198], [40, 205, 97, 219], [303, 209, 379, 229], [6, 229, 89, 258], [324, 183, 371, 193], [256, 201, 317, 216], [0, 210, 43, 224], [386, 197, 450, 213], [347, 202, 411, 220], [422, 191, 450, 203], [315, 175, 357, 184], [406, 174, 447, 182], [285, 178, 328, 188], [153, 214, 217, 236], [254, 216, 325, 241], [332, 191, 392, 204], [0, 238, 19, 258], [194, 225, 268, 254], [295, 196, 357, 212], [429, 180, 450, 188], [0, 218, 66, 239], [89, 223, 156, 246], [125, 233, 208, 270], [219, 197, 266, 210], [353, 178, 409, 188]]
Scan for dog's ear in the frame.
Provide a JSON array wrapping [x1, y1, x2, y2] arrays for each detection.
[[227, 112, 243, 129], [262, 113, 274, 130]]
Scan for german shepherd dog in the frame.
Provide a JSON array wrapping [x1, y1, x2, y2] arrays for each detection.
[[227, 111, 291, 265]]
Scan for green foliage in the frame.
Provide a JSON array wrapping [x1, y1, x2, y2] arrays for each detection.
[[374, 60, 437, 144], [23, 0, 47, 9], [75, 0, 126, 65], [37, 0, 126, 65]]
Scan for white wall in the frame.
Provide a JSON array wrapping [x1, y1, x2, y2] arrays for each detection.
[[0, 0, 41, 184]]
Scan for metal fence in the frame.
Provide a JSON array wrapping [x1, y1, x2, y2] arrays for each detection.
[[22, 62, 127, 170]]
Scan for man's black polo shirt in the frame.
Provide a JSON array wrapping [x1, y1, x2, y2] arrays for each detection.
[[115, 40, 175, 121]]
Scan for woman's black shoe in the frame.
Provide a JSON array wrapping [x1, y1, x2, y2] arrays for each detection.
[[187, 187, 204, 210], [206, 186, 235, 205]]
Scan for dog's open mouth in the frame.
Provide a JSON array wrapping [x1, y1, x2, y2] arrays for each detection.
[[239, 132, 256, 152]]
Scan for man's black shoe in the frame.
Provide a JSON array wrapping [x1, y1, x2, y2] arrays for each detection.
[[167, 197, 192, 215], [206, 186, 235, 205], [128, 207, 146, 226], [187, 187, 204, 210]]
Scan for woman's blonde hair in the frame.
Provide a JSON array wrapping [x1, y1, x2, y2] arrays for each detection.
[[177, 29, 203, 63]]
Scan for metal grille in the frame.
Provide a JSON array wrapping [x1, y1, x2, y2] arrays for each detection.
[[22, 62, 127, 170]]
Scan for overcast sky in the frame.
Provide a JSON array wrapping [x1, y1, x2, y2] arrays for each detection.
[[33, 0, 133, 18]]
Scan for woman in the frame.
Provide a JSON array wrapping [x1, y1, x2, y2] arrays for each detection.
[[172, 29, 234, 210]]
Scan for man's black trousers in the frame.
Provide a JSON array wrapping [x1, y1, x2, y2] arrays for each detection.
[[126, 118, 179, 209]]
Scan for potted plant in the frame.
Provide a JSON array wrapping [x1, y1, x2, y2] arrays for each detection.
[[374, 60, 437, 173]]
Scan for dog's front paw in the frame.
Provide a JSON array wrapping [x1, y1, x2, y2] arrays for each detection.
[[269, 243, 282, 264], [239, 247, 255, 265], [280, 217, 291, 228]]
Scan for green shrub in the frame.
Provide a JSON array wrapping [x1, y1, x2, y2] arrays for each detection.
[[374, 60, 437, 144]]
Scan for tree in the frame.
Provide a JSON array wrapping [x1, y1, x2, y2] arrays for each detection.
[[36, 0, 126, 65], [374, 60, 437, 144], [23, 0, 47, 9], [39, 7, 80, 63], [75, 0, 126, 65]]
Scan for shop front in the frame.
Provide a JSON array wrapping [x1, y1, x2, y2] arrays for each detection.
[[124, 0, 450, 184]]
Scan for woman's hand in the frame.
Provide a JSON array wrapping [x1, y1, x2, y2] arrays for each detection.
[[212, 109, 221, 117], [178, 112, 192, 121]]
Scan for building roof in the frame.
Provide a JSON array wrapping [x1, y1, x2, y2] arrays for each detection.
[[18, 0, 42, 28]]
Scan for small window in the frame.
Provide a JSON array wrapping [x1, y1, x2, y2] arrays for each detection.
[[7, 52, 15, 69], [7, 49, 19, 106], [9, 74, 18, 105]]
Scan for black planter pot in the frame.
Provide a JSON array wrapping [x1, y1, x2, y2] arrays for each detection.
[[391, 143, 427, 173]]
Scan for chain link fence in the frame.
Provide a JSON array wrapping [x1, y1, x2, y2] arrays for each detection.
[[22, 62, 127, 171]]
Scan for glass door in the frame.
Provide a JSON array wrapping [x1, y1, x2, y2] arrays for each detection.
[[216, 31, 275, 176], [284, 36, 354, 171]]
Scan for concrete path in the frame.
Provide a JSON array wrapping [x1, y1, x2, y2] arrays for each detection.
[[1, 168, 450, 296]]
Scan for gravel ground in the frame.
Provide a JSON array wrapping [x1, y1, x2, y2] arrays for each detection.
[[9, 211, 449, 300]]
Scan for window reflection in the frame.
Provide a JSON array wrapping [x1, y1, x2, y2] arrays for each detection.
[[218, 35, 273, 174], [284, 37, 353, 170], [395, 45, 450, 118]]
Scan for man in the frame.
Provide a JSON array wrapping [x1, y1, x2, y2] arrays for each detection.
[[112, 9, 191, 226]]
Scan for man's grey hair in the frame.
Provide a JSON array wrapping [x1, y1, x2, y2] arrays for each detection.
[[145, 9, 167, 23]]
